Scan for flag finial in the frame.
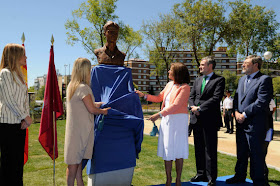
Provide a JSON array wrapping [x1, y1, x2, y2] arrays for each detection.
[[51, 34, 54, 45], [21, 32, 25, 44]]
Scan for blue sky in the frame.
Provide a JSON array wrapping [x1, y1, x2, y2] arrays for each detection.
[[0, 0, 279, 87]]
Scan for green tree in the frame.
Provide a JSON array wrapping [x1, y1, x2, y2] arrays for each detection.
[[222, 70, 240, 95], [273, 77, 280, 96], [142, 13, 182, 86], [118, 25, 143, 62], [36, 86, 45, 100], [226, 0, 279, 58], [65, 0, 142, 62], [28, 86, 35, 92], [173, 0, 228, 66]]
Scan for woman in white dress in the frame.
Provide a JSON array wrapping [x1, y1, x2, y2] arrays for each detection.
[[64, 58, 110, 186], [136, 62, 190, 186]]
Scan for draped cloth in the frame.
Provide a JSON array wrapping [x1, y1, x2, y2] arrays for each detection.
[[86, 65, 144, 174]]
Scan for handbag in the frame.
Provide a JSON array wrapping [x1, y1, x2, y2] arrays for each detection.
[[150, 121, 159, 136]]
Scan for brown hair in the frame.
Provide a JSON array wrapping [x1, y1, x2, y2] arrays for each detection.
[[171, 62, 190, 84], [0, 43, 25, 84], [246, 55, 263, 70]]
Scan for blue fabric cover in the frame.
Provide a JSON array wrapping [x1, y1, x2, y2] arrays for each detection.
[[86, 65, 144, 174]]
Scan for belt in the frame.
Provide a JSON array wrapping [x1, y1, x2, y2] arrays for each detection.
[[225, 108, 233, 111]]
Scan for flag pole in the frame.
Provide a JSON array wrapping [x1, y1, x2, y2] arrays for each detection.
[[51, 35, 56, 186]]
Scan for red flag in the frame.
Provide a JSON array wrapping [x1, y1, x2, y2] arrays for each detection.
[[21, 43, 29, 165], [38, 45, 64, 160]]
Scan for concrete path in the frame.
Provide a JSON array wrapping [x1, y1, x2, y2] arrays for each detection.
[[143, 116, 280, 171]]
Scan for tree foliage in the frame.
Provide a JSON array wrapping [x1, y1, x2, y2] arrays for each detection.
[[65, 0, 142, 62], [36, 86, 45, 100], [173, 0, 228, 66], [222, 70, 240, 95], [142, 13, 182, 86], [226, 0, 279, 58], [273, 77, 280, 96]]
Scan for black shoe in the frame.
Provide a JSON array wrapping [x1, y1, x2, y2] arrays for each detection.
[[190, 175, 208, 182], [225, 130, 229, 133], [226, 176, 246, 184], [208, 180, 216, 186], [229, 131, 233, 134]]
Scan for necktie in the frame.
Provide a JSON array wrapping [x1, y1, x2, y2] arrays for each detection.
[[201, 76, 208, 94], [244, 75, 250, 92]]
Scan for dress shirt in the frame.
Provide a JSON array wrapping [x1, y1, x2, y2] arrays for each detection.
[[0, 68, 29, 124], [269, 99, 276, 112], [203, 72, 214, 86], [223, 96, 233, 109]]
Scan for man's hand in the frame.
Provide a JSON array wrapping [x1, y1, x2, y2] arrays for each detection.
[[191, 106, 200, 116], [235, 111, 245, 123]]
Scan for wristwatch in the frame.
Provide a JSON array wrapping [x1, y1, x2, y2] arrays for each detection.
[[197, 107, 201, 112]]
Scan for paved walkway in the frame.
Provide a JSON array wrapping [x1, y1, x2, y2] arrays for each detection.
[[143, 116, 280, 171]]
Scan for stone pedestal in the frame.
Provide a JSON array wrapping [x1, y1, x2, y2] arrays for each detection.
[[88, 167, 134, 186]]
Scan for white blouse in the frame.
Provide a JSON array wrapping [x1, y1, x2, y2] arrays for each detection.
[[0, 68, 29, 124]]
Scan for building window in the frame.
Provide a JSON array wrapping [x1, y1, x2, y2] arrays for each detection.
[[138, 81, 141, 84], [150, 65, 156, 68], [143, 81, 146, 84], [186, 54, 192, 57], [229, 60, 236, 63], [180, 59, 184, 63], [150, 76, 156, 80], [222, 60, 227, 63], [193, 71, 198, 75], [143, 87, 146, 90], [216, 59, 221, 63], [138, 75, 141, 78], [186, 60, 192, 63], [216, 65, 221, 68], [222, 66, 227, 69], [138, 70, 141, 73], [143, 76, 146, 79], [215, 54, 222, 57], [138, 64, 141, 67], [187, 65, 192, 69], [150, 81, 156, 85], [229, 65, 236, 69], [180, 54, 184, 57], [222, 54, 227, 57], [143, 70, 146, 73], [144, 64, 146, 67]]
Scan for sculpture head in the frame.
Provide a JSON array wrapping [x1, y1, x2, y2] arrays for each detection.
[[103, 21, 119, 43]]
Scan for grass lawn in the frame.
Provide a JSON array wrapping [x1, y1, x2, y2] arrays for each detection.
[[23, 120, 280, 185]]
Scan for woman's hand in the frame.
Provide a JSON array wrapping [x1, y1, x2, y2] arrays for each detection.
[[95, 102, 104, 108], [148, 112, 161, 122], [24, 116, 32, 126], [102, 107, 111, 115], [21, 116, 32, 129], [135, 90, 145, 97]]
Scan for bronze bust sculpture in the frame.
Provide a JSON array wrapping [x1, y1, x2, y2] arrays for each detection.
[[94, 21, 125, 66]]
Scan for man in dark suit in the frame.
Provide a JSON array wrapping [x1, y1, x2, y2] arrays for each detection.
[[226, 55, 273, 186], [189, 56, 225, 186]]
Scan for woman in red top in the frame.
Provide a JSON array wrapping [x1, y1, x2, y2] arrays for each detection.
[[136, 62, 190, 186]]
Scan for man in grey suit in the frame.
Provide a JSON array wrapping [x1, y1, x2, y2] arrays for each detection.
[[226, 55, 273, 186], [189, 56, 225, 186]]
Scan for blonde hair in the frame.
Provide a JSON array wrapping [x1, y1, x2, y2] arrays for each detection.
[[0, 43, 25, 84], [67, 57, 91, 100]]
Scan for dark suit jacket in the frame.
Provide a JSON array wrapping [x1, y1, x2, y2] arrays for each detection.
[[233, 71, 273, 133], [189, 73, 225, 127]]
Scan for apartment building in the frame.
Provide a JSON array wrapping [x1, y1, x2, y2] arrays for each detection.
[[127, 47, 237, 94]]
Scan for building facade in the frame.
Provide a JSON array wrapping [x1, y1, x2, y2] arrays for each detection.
[[127, 47, 237, 94]]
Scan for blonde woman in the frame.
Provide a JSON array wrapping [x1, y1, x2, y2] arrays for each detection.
[[64, 58, 110, 186], [0, 44, 32, 185]]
